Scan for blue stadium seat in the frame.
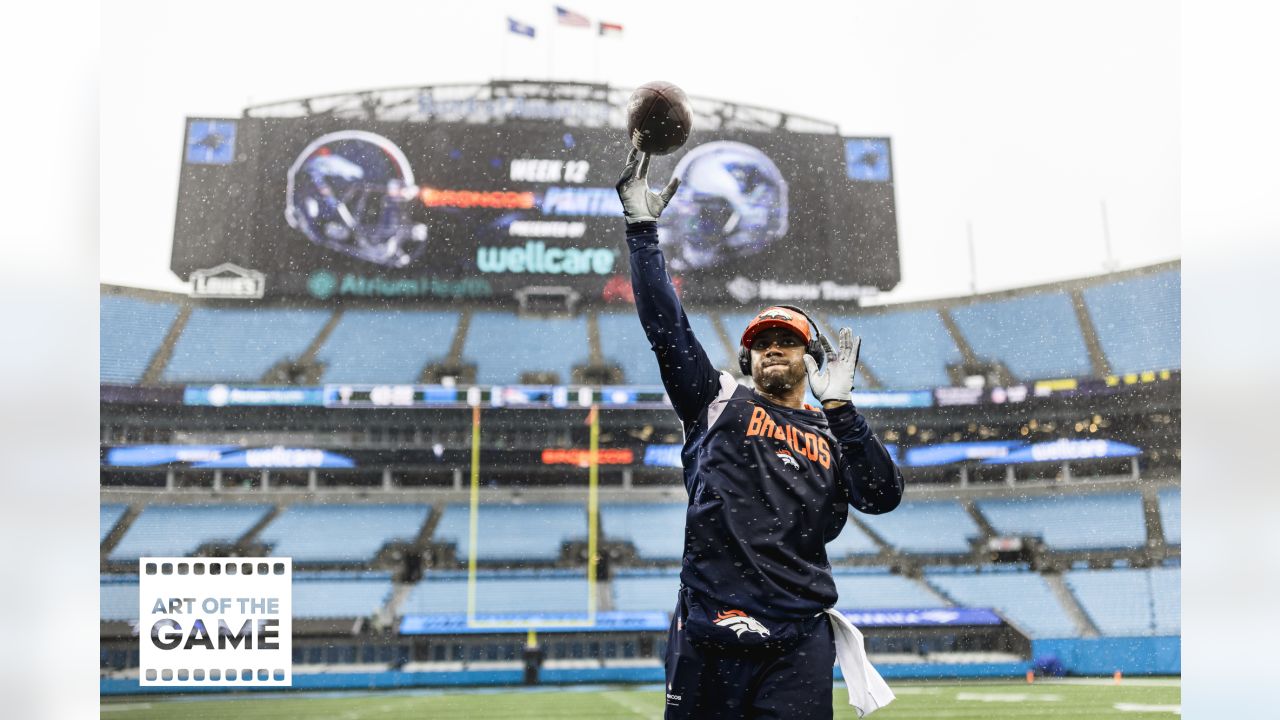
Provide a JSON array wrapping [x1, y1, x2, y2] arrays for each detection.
[[859, 501, 980, 554], [612, 571, 681, 612], [1157, 488, 1180, 546], [101, 503, 128, 544], [823, 309, 962, 390], [1065, 568, 1162, 636], [926, 571, 1078, 637], [316, 309, 459, 383], [434, 503, 586, 563], [1083, 271, 1181, 375], [101, 576, 139, 622], [402, 574, 590, 615], [602, 503, 684, 562], [462, 312, 589, 385], [950, 291, 1092, 380], [108, 504, 271, 561], [826, 520, 881, 559], [596, 311, 663, 386], [163, 307, 332, 383], [258, 504, 429, 563], [833, 572, 947, 610], [100, 295, 180, 384], [292, 573, 394, 619], [976, 493, 1147, 551], [1150, 567, 1180, 635]]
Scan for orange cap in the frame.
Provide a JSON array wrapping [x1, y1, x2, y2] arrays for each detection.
[[740, 306, 811, 348]]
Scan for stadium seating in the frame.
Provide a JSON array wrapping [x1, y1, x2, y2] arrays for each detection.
[[950, 291, 1092, 380], [602, 503, 685, 562], [926, 571, 1078, 637], [1157, 488, 1181, 546], [292, 572, 394, 619], [100, 295, 181, 384], [1083, 270, 1181, 375], [833, 571, 947, 609], [163, 307, 332, 383], [101, 503, 128, 544], [1065, 567, 1181, 636], [315, 309, 459, 384], [257, 504, 429, 563], [100, 576, 139, 622], [826, 520, 882, 558], [462, 312, 589, 385], [434, 503, 586, 563], [858, 500, 980, 554], [108, 504, 271, 561], [611, 570, 681, 612], [823, 309, 961, 390], [402, 572, 590, 615], [975, 493, 1147, 551], [596, 311, 663, 386]]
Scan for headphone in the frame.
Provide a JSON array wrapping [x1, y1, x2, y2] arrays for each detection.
[[737, 304, 833, 376]]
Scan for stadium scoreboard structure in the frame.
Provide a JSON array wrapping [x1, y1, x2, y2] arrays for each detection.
[[172, 81, 900, 305]]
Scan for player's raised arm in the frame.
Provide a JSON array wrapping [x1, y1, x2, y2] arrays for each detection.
[[616, 148, 721, 423], [805, 326, 905, 514]]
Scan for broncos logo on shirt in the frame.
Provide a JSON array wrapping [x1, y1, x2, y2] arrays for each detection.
[[715, 609, 771, 638], [776, 450, 800, 469]]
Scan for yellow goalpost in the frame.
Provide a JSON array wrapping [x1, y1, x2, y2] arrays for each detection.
[[465, 403, 601, 629]]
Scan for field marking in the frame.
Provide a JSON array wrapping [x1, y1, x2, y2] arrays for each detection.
[[956, 692, 1062, 703], [1115, 703, 1181, 714], [101, 704, 151, 712], [599, 690, 661, 719], [1042, 677, 1182, 687]]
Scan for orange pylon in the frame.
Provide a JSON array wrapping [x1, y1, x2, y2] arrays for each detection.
[[1113, 669, 1123, 685], [1026, 669, 1035, 684]]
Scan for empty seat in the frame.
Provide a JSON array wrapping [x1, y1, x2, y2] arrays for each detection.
[[1083, 270, 1180, 375], [826, 520, 881, 559], [316, 309, 459, 383], [108, 504, 271, 561], [612, 572, 681, 612], [292, 574, 394, 619], [976, 493, 1147, 551], [434, 504, 586, 563], [951, 291, 1091, 380], [823, 309, 961, 390], [596, 311, 662, 386], [859, 501, 979, 554], [402, 575, 590, 615], [833, 572, 946, 609], [100, 295, 180, 384], [926, 571, 1078, 638], [1065, 568, 1156, 636], [100, 577, 139, 622], [602, 503, 685, 561], [461, 312, 589, 385], [258, 504, 429, 563], [1157, 488, 1180, 546], [163, 307, 332, 383], [101, 504, 128, 544]]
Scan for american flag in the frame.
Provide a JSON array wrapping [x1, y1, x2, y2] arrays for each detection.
[[555, 5, 590, 28]]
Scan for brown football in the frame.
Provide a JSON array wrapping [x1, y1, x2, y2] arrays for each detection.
[[626, 81, 693, 156]]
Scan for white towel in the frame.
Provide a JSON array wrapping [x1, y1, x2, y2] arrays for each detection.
[[825, 608, 896, 717]]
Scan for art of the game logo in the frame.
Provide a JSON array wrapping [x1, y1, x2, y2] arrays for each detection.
[[139, 558, 292, 687]]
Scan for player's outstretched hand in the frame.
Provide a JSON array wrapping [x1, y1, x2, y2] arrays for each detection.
[[803, 327, 862, 407], [616, 147, 680, 225]]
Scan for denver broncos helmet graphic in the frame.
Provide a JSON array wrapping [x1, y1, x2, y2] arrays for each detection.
[[714, 609, 771, 638], [658, 141, 789, 271], [776, 450, 800, 470], [285, 130, 428, 268]]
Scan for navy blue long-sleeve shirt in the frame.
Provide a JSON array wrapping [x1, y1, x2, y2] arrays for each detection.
[[626, 221, 904, 620]]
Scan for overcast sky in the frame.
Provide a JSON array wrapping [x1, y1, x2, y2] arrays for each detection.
[[101, 0, 1178, 303]]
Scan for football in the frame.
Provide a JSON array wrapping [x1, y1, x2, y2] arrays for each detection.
[[626, 81, 693, 156]]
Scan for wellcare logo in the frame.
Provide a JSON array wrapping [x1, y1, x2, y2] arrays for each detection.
[[476, 241, 616, 275]]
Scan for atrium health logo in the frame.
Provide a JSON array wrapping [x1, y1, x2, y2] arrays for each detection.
[[308, 271, 337, 299]]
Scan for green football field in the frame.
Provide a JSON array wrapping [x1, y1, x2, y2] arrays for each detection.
[[101, 678, 1181, 719]]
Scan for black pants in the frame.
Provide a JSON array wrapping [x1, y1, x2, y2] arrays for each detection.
[[663, 595, 836, 720]]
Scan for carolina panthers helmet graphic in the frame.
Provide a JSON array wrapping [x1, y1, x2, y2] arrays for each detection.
[[658, 141, 789, 271], [285, 130, 428, 268]]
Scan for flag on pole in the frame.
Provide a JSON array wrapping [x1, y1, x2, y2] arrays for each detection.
[[508, 17, 536, 38], [598, 21, 623, 37], [555, 5, 591, 28]]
